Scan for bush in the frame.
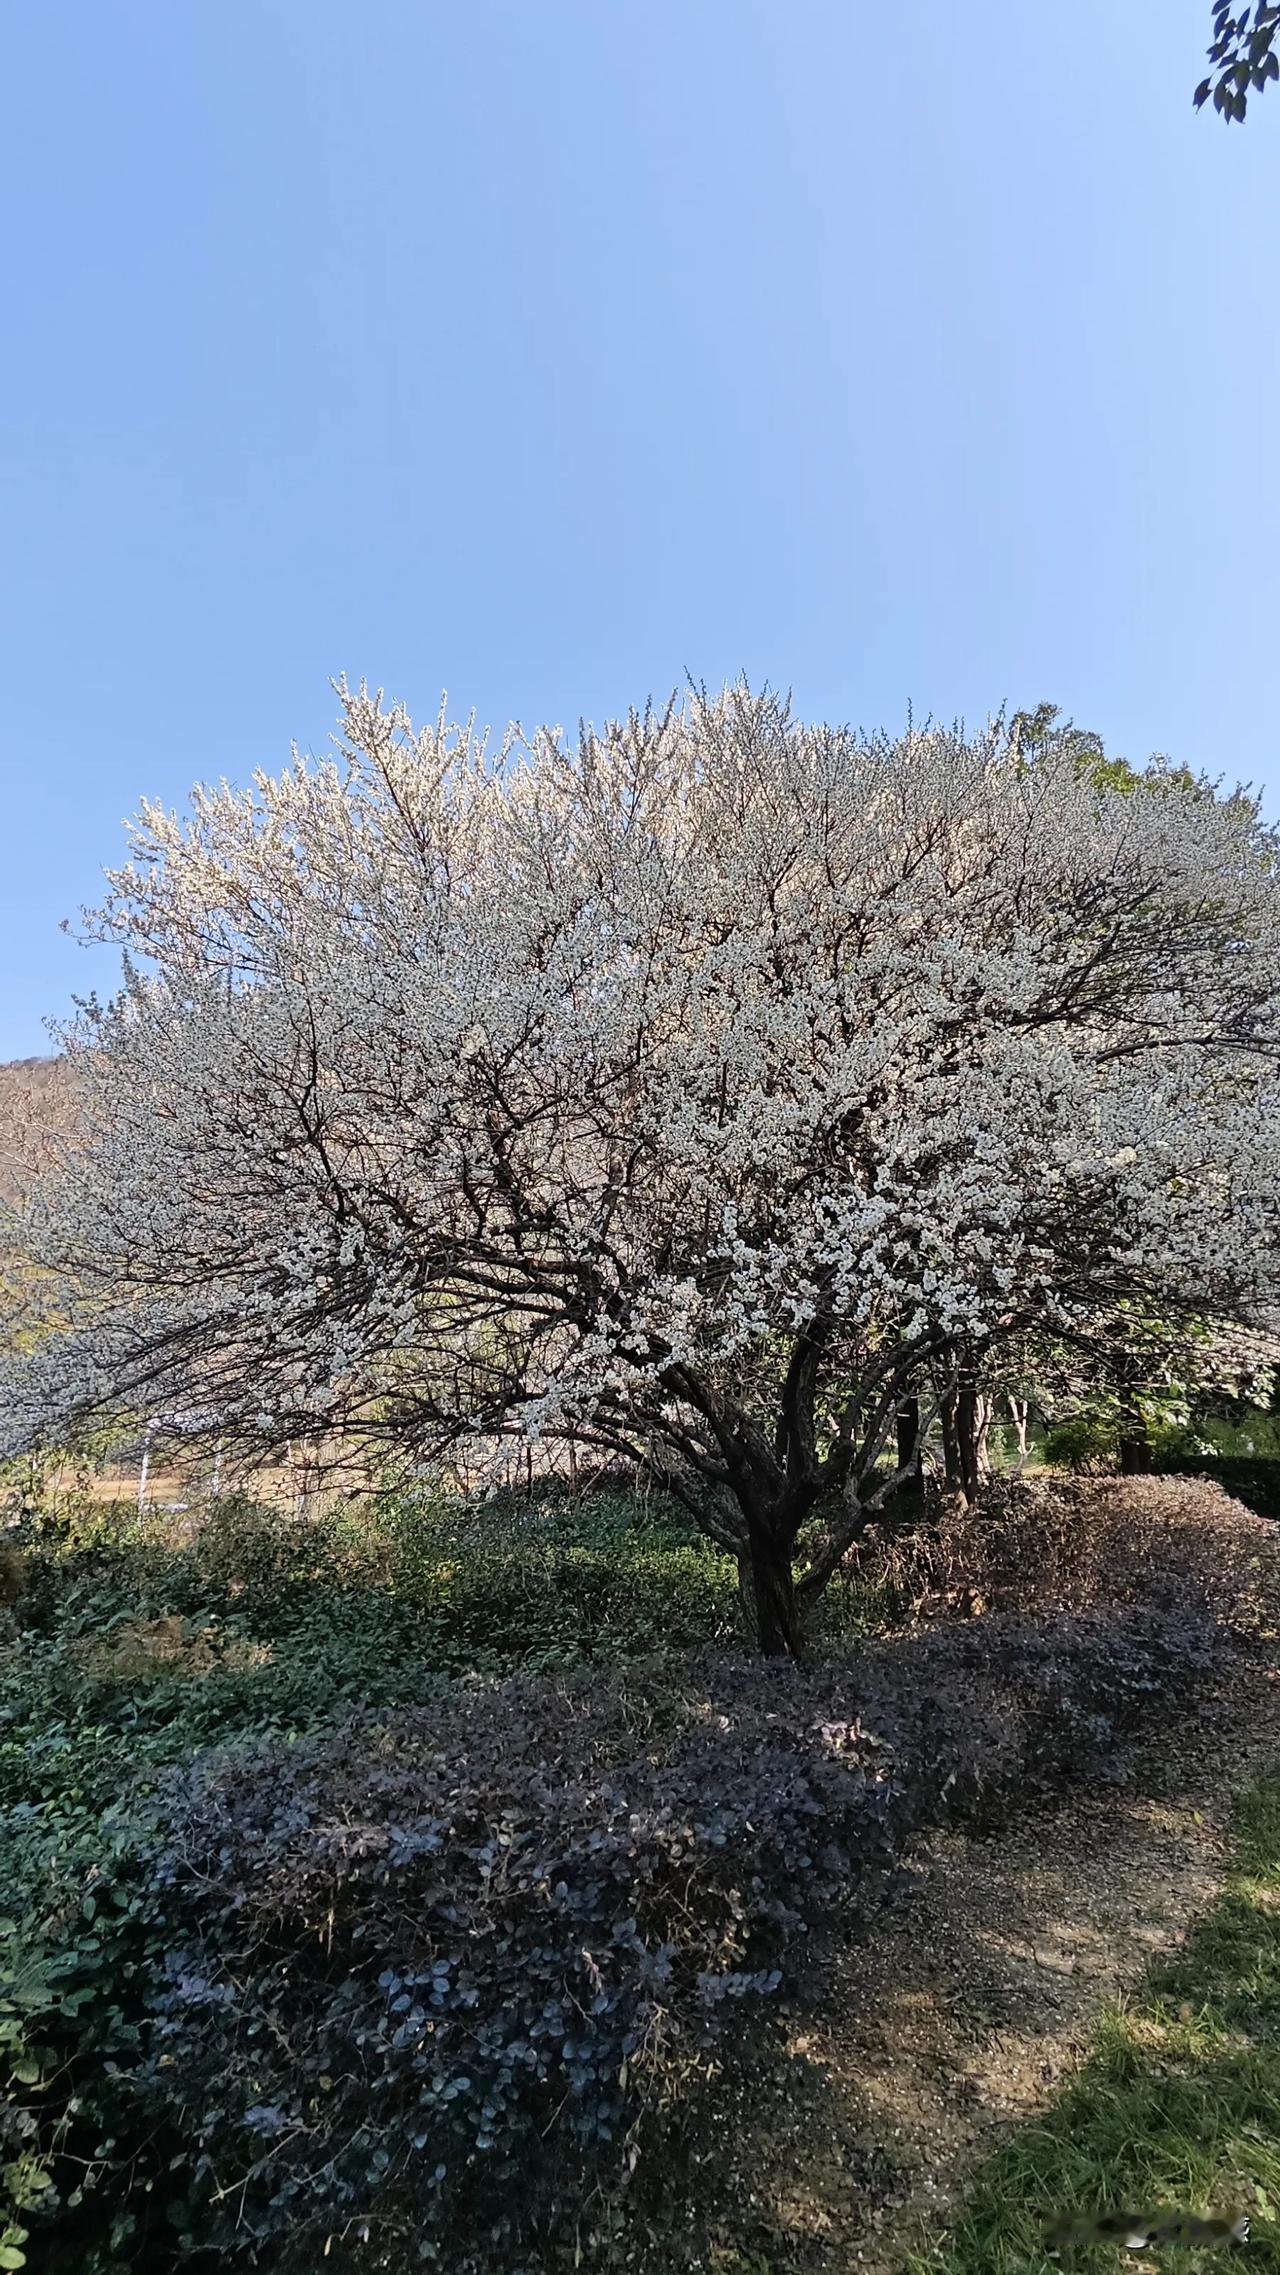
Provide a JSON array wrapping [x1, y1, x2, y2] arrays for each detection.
[[10, 1483, 742, 1671], [0, 1488, 742, 1818], [1149, 1455, 1280, 1524], [3, 1472, 1269, 2268], [1041, 1414, 1116, 1473], [5, 1600, 1224, 2273], [850, 1471, 1280, 1638], [371, 1486, 741, 1667]]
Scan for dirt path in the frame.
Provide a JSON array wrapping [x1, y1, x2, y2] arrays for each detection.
[[677, 1652, 1280, 2275]]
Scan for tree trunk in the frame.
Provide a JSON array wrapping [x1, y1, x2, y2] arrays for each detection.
[[1007, 1395, 1030, 1469], [956, 1368, 989, 1503], [938, 1381, 963, 1489], [1116, 1376, 1152, 1473], [974, 1394, 993, 1481], [896, 1397, 922, 1482], [886, 1395, 927, 1531], [742, 1517, 804, 1658], [1117, 1423, 1152, 1474]]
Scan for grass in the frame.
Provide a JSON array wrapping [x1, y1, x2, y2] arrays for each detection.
[[903, 1768, 1280, 2274], [0, 1483, 754, 1805]]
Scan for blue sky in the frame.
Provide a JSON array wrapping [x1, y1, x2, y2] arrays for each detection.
[[2, 0, 1278, 1057]]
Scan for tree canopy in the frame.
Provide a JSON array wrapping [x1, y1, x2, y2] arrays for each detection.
[[3, 682, 1280, 1651]]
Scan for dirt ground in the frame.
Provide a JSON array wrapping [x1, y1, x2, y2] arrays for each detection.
[[666, 1649, 1280, 2275]]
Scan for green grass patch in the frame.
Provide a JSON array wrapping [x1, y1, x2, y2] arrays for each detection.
[[0, 1485, 755, 1835], [904, 1764, 1280, 2274]]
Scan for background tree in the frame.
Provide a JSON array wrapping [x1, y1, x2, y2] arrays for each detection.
[[3, 682, 1280, 1654], [987, 1303, 1280, 1473], [1007, 702, 1208, 802]]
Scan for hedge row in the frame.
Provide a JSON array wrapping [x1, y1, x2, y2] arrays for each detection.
[[854, 1470, 1280, 1634], [1149, 1455, 1280, 1522], [7, 1601, 1221, 2273]]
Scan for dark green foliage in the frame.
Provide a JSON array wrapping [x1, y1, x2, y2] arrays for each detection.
[[1, 1487, 741, 1805], [1196, 2, 1280, 120], [4, 1602, 1220, 2272], [372, 1484, 742, 1668], [0, 1487, 742, 2268], [1042, 1415, 1117, 1474]]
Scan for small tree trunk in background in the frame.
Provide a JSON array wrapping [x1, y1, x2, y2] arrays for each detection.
[[896, 1397, 922, 1483], [1116, 1371, 1153, 1474], [889, 1395, 926, 1531], [1007, 1395, 1030, 1469], [974, 1394, 993, 1482], [939, 1389, 963, 1487], [1117, 1413, 1153, 1473], [956, 1365, 987, 1504]]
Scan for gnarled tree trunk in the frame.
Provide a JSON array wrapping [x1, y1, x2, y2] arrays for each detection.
[[739, 1515, 804, 1658]]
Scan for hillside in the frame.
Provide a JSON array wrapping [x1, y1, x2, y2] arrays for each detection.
[[0, 1054, 81, 1210]]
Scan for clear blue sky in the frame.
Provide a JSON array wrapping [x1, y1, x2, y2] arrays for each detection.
[[3, 0, 1278, 1058]]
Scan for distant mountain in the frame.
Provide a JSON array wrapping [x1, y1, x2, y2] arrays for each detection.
[[0, 1055, 81, 1209]]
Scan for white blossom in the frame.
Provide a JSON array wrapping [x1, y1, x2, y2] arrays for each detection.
[[2, 680, 1279, 1645]]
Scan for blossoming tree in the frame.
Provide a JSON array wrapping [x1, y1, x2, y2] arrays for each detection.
[[974, 1303, 1280, 1475], [3, 681, 1280, 1653]]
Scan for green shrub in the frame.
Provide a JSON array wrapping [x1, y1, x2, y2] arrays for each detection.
[[366, 1485, 743, 1666], [1041, 1413, 1116, 1472]]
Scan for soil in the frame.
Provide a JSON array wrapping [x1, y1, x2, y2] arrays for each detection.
[[662, 1646, 1280, 2275]]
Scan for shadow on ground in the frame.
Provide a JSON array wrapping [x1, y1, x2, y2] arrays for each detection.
[[646, 1653, 1280, 2275]]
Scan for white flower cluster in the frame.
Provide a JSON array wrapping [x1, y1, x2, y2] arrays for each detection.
[[2, 680, 1278, 1516]]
